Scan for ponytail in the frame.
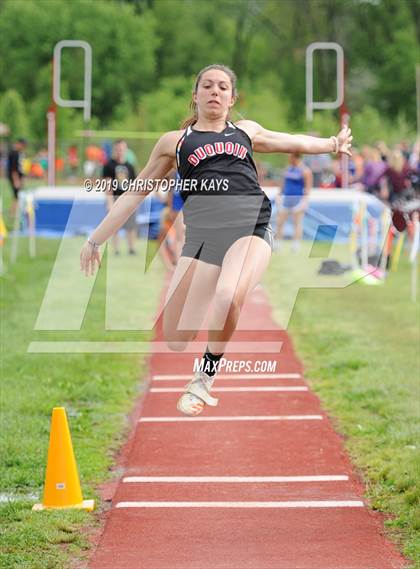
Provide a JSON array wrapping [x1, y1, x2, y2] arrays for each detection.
[[180, 99, 198, 129]]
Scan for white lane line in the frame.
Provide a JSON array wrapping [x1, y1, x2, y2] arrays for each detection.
[[150, 386, 308, 393], [139, 415, 323, 423], [116, 500, 364, 509], [28, 342, 283, 354], [152, 373, 301, 381], [123, 475, 349, 483]]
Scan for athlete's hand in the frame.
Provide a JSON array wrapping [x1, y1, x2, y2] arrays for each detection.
[[336, 126, 353, 156], [80, 241, 102, 277]]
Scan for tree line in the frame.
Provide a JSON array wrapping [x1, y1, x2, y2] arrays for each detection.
[[0, 0, 418, 145]]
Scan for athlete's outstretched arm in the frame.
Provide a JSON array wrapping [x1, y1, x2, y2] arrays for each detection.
[[80, 131, 180, 275], [238, 120, 352, 156]]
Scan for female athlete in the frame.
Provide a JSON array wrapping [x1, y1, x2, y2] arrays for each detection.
[[80, 64, 352, 417]]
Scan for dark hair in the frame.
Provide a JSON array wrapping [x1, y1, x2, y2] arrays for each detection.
[[181, 64, 237, 129], [113, 139, 127, 146]]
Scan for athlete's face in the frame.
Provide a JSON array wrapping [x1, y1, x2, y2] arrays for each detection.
[[194, 70, 235, 118]]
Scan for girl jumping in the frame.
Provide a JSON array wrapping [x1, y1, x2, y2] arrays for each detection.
[[80, 64, 352, 417]]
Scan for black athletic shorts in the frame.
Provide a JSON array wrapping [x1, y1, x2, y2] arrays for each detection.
[[181, 222, 274, 266]]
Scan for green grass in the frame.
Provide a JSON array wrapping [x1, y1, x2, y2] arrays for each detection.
[[264, 241, 420, 568], [1, 181, 419, 567], [0, 179, 164, 568]]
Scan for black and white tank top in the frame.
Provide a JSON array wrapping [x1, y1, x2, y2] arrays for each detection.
[[176, 120, 272, 229]]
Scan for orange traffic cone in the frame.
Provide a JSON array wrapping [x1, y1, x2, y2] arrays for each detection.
[[33, 407, 94, 511]]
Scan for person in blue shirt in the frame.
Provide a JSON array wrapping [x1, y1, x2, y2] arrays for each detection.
[[275, 152, 312, 252]]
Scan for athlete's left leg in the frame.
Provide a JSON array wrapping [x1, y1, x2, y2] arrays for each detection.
[[207, 234, 272, 354], [176, 234, 272, 416]]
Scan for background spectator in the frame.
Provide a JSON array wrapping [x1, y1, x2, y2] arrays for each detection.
[[7, 138, 27, 219]]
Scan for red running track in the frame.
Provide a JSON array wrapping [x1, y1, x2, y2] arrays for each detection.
[[89, 284, 409, 569]]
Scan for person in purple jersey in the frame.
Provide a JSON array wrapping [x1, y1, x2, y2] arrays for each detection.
[[275, 152, 312, 253], [80, 64, 352, 416], [360, 146, 387, 196]]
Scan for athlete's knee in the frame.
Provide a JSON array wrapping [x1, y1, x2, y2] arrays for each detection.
[[213, 286, 242, 314], [164, 330, 197, 352], [166, 339, 188, 352]]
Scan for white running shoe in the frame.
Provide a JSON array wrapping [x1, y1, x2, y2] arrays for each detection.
[[176, 371, 219, 416]]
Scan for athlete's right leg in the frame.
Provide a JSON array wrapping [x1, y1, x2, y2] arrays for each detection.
[[163, 255, 221, 415], [208, 233, 272, 354], [175, 233, 273, 416], [162, 255, 220, 351]]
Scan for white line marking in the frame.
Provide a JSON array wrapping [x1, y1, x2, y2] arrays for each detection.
[[152, 373, 301, 381], [123, 475, 349, 483], [150, 386, 308, 393], [139, 415, 323, 423], [28, 342, 283, 354], [0, 492, 39, 503], [116, 500, 364, 509]]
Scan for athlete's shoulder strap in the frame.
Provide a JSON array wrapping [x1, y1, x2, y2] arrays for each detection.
[[228, 120, 254, 149], [175, 127, 192, 171]]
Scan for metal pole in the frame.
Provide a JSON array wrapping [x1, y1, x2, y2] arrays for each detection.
[[47, 109, 56, 187], [410, 211, 419, 302], [50, 40, 92, 186], [306, 42, 349, 189], [341, 111, 350, 189], [26, 193, 36, 258], [10, 196, 21, 263], [47, 55, 56, 187]]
